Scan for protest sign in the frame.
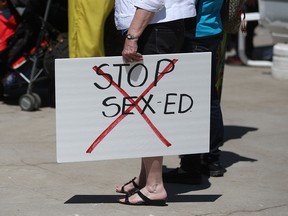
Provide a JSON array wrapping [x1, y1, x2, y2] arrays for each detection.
[[55, 53, 211, 163]]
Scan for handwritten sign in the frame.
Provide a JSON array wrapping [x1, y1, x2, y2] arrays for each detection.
[[55, 53, 211, 163]]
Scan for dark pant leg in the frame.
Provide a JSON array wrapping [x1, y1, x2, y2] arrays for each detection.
[[245, 2, 259, 59], [0, 51, 8, 99], [180, 33, 224, 171]]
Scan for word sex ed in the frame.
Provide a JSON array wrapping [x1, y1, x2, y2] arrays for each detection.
[[92, 59, 194, 117]]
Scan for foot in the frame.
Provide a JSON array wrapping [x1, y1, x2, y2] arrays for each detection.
[[116, 177, 140, 194], [163, 167, 202, 185], [225, 55, 243, 65], [118, 187, 167, 206], [201, 161, 226, 177]]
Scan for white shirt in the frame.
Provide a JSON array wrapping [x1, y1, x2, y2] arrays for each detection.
[[114, 0, 196, 30]]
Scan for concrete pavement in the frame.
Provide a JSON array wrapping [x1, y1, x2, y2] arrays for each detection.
[[1, 59, 288, 215]]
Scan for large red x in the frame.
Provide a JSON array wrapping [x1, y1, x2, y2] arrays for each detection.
[[86, 59, 178, 153]]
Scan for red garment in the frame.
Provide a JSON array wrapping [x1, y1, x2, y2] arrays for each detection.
[[0, 10, 17, 52]]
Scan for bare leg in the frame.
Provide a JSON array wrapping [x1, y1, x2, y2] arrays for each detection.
[[139, 158, 147, 185], [118, 156, 167, 204], [115, 159, 146, 193]]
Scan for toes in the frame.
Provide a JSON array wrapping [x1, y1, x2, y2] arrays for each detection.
[[118, 197, 125, 203]]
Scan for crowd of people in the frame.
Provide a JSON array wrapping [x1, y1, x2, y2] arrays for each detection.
[[1, 0, 248, 207]]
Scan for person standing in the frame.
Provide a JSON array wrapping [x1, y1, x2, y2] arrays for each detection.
[[225, 0, 259, 64], [114, 0, 196, 206], [163, 0, 226, 184]]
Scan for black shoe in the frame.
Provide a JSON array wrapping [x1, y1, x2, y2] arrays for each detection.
[[163, 168, 202, 185], [201, 161, 226, 177]]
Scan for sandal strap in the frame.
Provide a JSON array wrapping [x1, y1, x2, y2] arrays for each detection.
[[122, 189, 167, 206], [121, 177, 139, 193], [124, 193, 131, 204], [136, 189, 152, 204], [131, 177, 139, 188]]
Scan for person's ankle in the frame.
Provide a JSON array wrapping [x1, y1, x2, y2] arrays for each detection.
[[146, 183, 166, 194]]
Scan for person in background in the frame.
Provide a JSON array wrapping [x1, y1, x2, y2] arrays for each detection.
[[163, 0, 226, 184], [226, 0, 259, 64], [0, 0, 18, 100], [114, 0, 196, 206], [68, 0, 114, 58]]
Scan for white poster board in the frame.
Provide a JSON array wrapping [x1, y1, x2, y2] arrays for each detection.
[[55, 53, 211, 163]]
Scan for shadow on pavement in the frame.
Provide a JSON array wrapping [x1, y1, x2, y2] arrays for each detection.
[[64, 194, 221, 204], [222, 125, 258, 168], [65, 125, 257, 204], [224, 125, 258, 142]]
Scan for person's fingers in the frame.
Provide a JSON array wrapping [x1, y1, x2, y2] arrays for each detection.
[[122, 52, 143, 63]]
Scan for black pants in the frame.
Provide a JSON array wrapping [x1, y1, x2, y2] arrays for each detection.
[[137, 19, 186, 55], [180, 18, 224, 170], [245, 2, 259, 59], [0, 51, 8, 98]]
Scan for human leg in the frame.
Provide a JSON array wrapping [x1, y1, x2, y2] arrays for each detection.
[[200, 33, 229, 176], [0, 71, 4, 100], [182, 34, 226, 174], [180, 96, 226, 178], [117, 19, 185, 203], [118, 156, 167, 205], [0, 51, 8, 100], [116, 159, 146, 194], [198, 34, 226, 177], [164, 34, 226, 182], [244, 2, 259, 59], [201, 98, 226, 177], [0, 59, 3, 100]]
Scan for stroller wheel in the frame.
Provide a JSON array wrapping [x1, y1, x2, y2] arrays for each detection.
[[19, 93, 40, 111], [32, 93, 42, 109]]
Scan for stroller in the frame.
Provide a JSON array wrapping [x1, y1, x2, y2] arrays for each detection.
[[0, 0, 68, 111]]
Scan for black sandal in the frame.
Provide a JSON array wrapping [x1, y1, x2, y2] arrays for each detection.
[[116, 177, 140, 194], [119, 189, 167, 206]]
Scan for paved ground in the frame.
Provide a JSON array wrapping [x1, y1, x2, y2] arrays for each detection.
[[1, 38, 288, 215]]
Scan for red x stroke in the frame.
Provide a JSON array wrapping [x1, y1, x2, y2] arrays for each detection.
[[86, 59, 178, 153]]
